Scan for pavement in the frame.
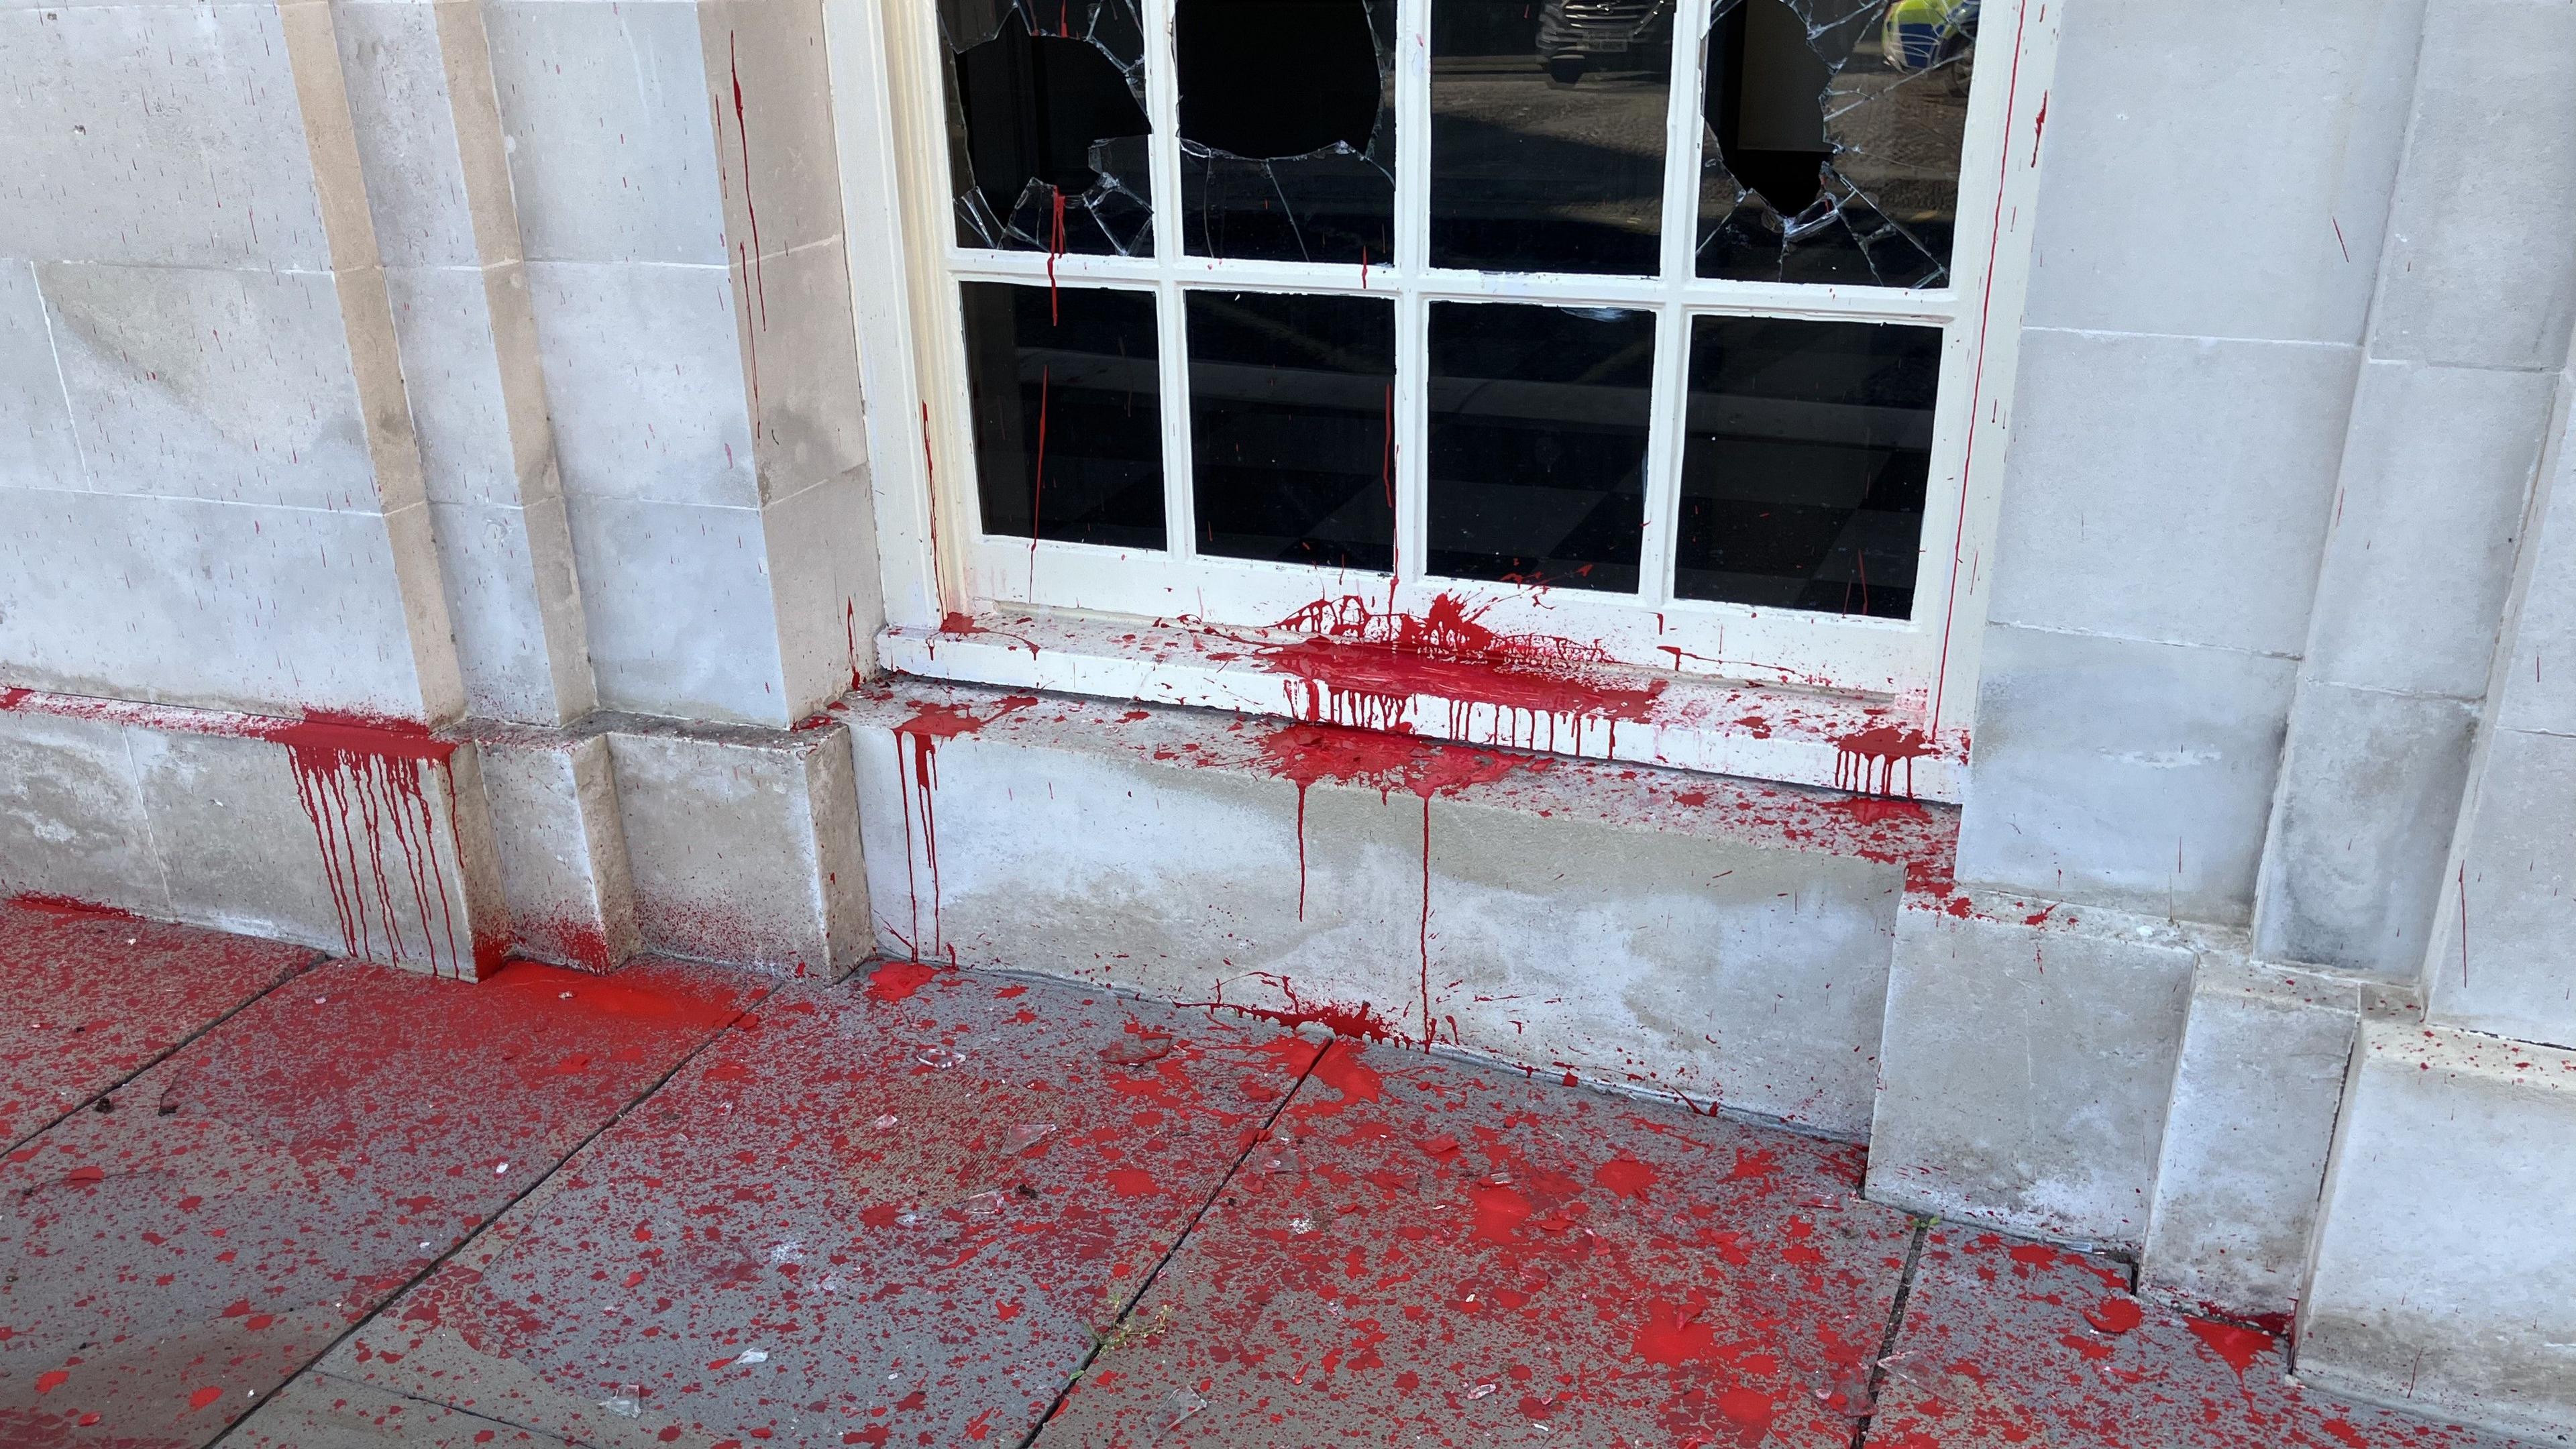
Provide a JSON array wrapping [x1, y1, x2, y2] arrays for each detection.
[[0, 897, 2544, 1449]]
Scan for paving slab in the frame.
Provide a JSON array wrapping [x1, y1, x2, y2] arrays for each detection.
[[0, 955, 751, 1448], [1034, 1038, 1919, 1448], [231, 1367, 578, 1448], [1866, 1228, 2545, 1449], [315, 963, 1326, 1449], [1, 897, 319, 1146]]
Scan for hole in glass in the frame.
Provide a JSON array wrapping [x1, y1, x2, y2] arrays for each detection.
[[959, 282, 1167, 552], [1176, 0, 1396, 263], [1427, 301, 1655, 591], [944, 0, 1155, 255], [1187, 290, 1397, 571], [1430, 0, 1671, 276], [1672, 314, 1940, 616], [1697, 0, 1976, 287]]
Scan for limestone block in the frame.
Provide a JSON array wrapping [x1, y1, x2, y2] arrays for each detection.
[[1953, 623, 2297, 924], [0, 261, 83, 490], [1866, 894, 2196, 1248], [2299, 1019, 2576, 1441], [2368, 0, 2576, 372], [475, 729, 639, 971], [0, 708, 166, 914], [0, 487, 445, 719], [762, 466, 879, 720], [2139, 955, 2359, 1320], [605, 717, 867, 975], [332, 0, 484, 270], [1989, 328, 2357, 657], [2254, 682, 2475, 975], [2427, 724, 2576, 1046], [484, 0, 729, 266], [2305, 361, 2553, 700], [2496, 388, 2576, 738], [564, 494, 791, 724], [0, 2, 333, 270], [527, 259, 758, 508], [698, 0, 847, 260], [2021, 0, 2421, 346], [734, 239, 867, 501]]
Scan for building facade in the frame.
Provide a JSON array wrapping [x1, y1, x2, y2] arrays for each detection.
[[2, 0, 2573, 1436]]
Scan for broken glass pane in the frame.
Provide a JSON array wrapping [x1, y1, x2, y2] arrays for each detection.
[[1176, 0, 1395, 264], [959, 282, 1167, 549], [1672, 314, 1939, 616], [943, 0, 1155, 256], [1698, 0, 1975, 286], [1427, 301, 1654, 590], [1429, 0, 1672, 275], [1187, 290, 1397, 570]]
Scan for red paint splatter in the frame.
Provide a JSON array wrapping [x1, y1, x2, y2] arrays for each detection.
[[34, 1371, 68, 1394], [1833, 724, 1933, 798], [1469, 1181, 1534, 1244], [890, 697, 1038, 962], [865, 960, 941, 1002], [1633, 1299, 1717, 1365], [2083, 1297, 2143, 1334], [1104, 1167, 1157, 1197], [265, 713, 478, 977], [1308, 1040, 1383, 1107], [187, 1386, 225, 1411], [1593, 1155, 1657, 1199], [2184, 1316, 2275, 1375], [1260, 593, 1664, 749], [2029, 91, 2047, 164]]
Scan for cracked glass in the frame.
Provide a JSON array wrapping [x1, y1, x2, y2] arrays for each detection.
[[1427, 301, 1655, 590], [943, 0, 1155, 256], [1698, 0, 1975, 286], [959, 281, 1167, 548], [1176, 0, 1397, 264], [1673, 314, 1939, 615], [1430, 0, 1672, 276]]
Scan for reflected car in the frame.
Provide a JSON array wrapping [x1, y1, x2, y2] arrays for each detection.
[[1536, 0, 1675, 84]]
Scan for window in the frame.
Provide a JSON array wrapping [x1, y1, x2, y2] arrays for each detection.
[[847, 0, 2048, 794]]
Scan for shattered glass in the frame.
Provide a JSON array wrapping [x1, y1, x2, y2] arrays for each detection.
[[1177, 0, 1397, 264], [943, 0, 1155, 256], [1672, 314, 1940, 615], [1187, 290, 1397, 570], [1430, 0, 1672, 275], [1697, 0, 1975, 286], [1426, 301, 1654, 591]]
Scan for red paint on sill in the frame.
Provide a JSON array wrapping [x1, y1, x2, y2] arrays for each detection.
[[1833, 724, 1933, 799]]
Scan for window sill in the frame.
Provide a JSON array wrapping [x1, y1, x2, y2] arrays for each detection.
[[876, 609, 1964, 801]]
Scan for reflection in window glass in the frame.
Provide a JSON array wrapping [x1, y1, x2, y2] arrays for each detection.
[[1189, 291, 1397, 571], [1673, 315, 1939, 616], [943, 0, 1154, 256], [1428, 0, 1670, 275], [1175, 0, 1395, 264], [959, 282, 1166, 549], [1698, 0, 1975, 286], [1427, 303, 1654, 591]]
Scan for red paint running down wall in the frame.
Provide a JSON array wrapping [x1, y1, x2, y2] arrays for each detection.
[[258, 713, 484, 977], [887, 696, 1038, 963], [1260, 593, 1666, 751], [1833, 724, 1934, 799], [1256, 720, 1540, 1046]]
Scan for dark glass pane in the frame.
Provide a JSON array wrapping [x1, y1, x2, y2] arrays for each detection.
[[1187, 291, 1396, 571], [1428, 0, 1670, 275], [1697, 0, 1974, 286], [943, 0, 1154, 256], [1426, 302, 1654, 590], [959, 282, 1166, 549], [1673, 314, 1939, 616], [1177, 0, 1395, 264]]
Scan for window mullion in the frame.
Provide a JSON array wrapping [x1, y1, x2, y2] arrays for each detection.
[[1638, 0, 1715, 609], [1138, 0, 1193, 559], [1391, 0, 1432, 590]]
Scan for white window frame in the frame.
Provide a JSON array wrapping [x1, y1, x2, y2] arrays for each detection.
[[826, 0, 2059, 800]]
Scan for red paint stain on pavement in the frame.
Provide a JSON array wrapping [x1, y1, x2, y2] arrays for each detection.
[[1307, 1040, 1383, 1107], [1634, 1299, 1718, 1365], [1469, 1181, 1535, 1244], [865, 961, 941, 1002], [1105, 1167, 1158, 1197], [187, 1386, 224, 1411], [2084, 1296, 2145, 1334], [2185, 1315, 2275, 1375], [1593, 1155, 1657, 1199]]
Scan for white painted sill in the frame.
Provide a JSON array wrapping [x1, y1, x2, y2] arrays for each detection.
[[876, 609, 1964, 802]]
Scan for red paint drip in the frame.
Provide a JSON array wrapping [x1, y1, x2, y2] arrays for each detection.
[[1046, 191, 1066, 323], [1261, 592, 1664, 750], [729, 34, 765, 331], [266, 713, 470, 976], [890, 697, 1037, 961], [1833, 724, 1933, 798], [1028, 364, 1050, 597], [2184, 1316, 2275, 1376]]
